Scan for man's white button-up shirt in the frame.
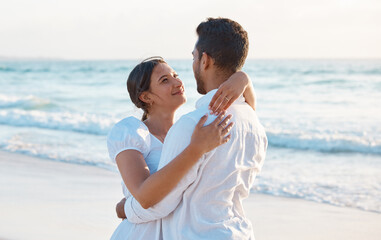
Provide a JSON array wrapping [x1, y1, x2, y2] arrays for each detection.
[[125, 89, 268, 240]]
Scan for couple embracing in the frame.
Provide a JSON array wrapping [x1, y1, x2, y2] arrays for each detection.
[[107, 17, 268, 240]]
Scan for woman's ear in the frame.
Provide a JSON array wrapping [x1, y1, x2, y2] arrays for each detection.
[[139, 92, 153, 105]]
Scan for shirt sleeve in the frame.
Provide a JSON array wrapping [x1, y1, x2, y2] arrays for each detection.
[[124, 115, 205, 223], [107, 118, 151, 163]]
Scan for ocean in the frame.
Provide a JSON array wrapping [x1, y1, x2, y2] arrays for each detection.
[[0, 59, 380, 213]]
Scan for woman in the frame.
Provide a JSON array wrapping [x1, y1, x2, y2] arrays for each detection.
[[108, 57, 255, 239]]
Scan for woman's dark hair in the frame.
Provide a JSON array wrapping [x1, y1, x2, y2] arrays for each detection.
[[196, 17, 249, 73], [127, 56, 166, 121]]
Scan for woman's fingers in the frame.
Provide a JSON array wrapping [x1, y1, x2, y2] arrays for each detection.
[[221, 98, 236, 112], [211, 112, 223, 126], [214, 94, 232, 115], [197, 114, 208, 128], [218, 114, 232, 129], [209, 85, 233, 114], [221, 122, 234, 136], [211, 90, 239, 114], [211, 111, 226, 126], [209, 90, 221, 112], [223, 134, 232, 143], [211, 95, 224, 113], [219, 94, 240, 113]]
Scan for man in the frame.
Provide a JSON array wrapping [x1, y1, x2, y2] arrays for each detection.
[[117, 17, 267, 239]]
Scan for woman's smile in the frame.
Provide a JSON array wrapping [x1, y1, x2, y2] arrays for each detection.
[[172, 86, 185, 95]]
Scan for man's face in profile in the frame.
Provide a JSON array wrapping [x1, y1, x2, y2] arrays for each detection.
[[192, 43, 206, 94]]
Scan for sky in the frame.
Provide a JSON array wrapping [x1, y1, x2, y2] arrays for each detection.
[[1, 0, 380, 60]]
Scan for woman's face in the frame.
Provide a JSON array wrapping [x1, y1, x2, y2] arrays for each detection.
[[145, 63, 186, 112]]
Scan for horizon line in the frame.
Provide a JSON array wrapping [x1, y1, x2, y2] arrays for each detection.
[[1, 56, 381, 61]]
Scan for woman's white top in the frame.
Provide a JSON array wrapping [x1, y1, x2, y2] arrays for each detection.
[[107, 116, 163, 240]]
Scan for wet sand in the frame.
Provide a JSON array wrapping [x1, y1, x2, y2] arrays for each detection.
[[1, 151, 380, 240]]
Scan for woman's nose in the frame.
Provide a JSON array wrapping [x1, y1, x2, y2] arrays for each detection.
[[173, 77, 183, 87]]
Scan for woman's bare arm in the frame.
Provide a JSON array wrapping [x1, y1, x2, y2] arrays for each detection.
[[116, 113, 233, 209], [243, 77, 256, 111]]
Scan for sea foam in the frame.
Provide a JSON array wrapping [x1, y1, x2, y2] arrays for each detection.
[[0, 109, 116, 135], [0, 94, 52, 109], [266, 129, 381, 155]]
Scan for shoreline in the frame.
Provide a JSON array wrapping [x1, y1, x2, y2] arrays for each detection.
[[1, 150, 380, 240]]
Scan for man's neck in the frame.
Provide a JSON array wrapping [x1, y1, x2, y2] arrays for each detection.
[[203, 69, 234, 93]]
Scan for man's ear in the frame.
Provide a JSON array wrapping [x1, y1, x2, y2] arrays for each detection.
[[139, 92, 153, 105], [200, 52, 213, 70]]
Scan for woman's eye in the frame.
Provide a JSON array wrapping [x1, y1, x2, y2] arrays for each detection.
[[162, 78, 168, 83]]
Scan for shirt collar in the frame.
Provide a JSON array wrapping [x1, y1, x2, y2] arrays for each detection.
[[195, 89, 245, 109], [195, 89, 217, 109]]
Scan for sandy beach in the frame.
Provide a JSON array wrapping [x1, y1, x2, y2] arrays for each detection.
[[1, 150, 380, 240]]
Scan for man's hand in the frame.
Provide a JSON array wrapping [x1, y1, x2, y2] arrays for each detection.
[[116, 198, 127, 219]]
